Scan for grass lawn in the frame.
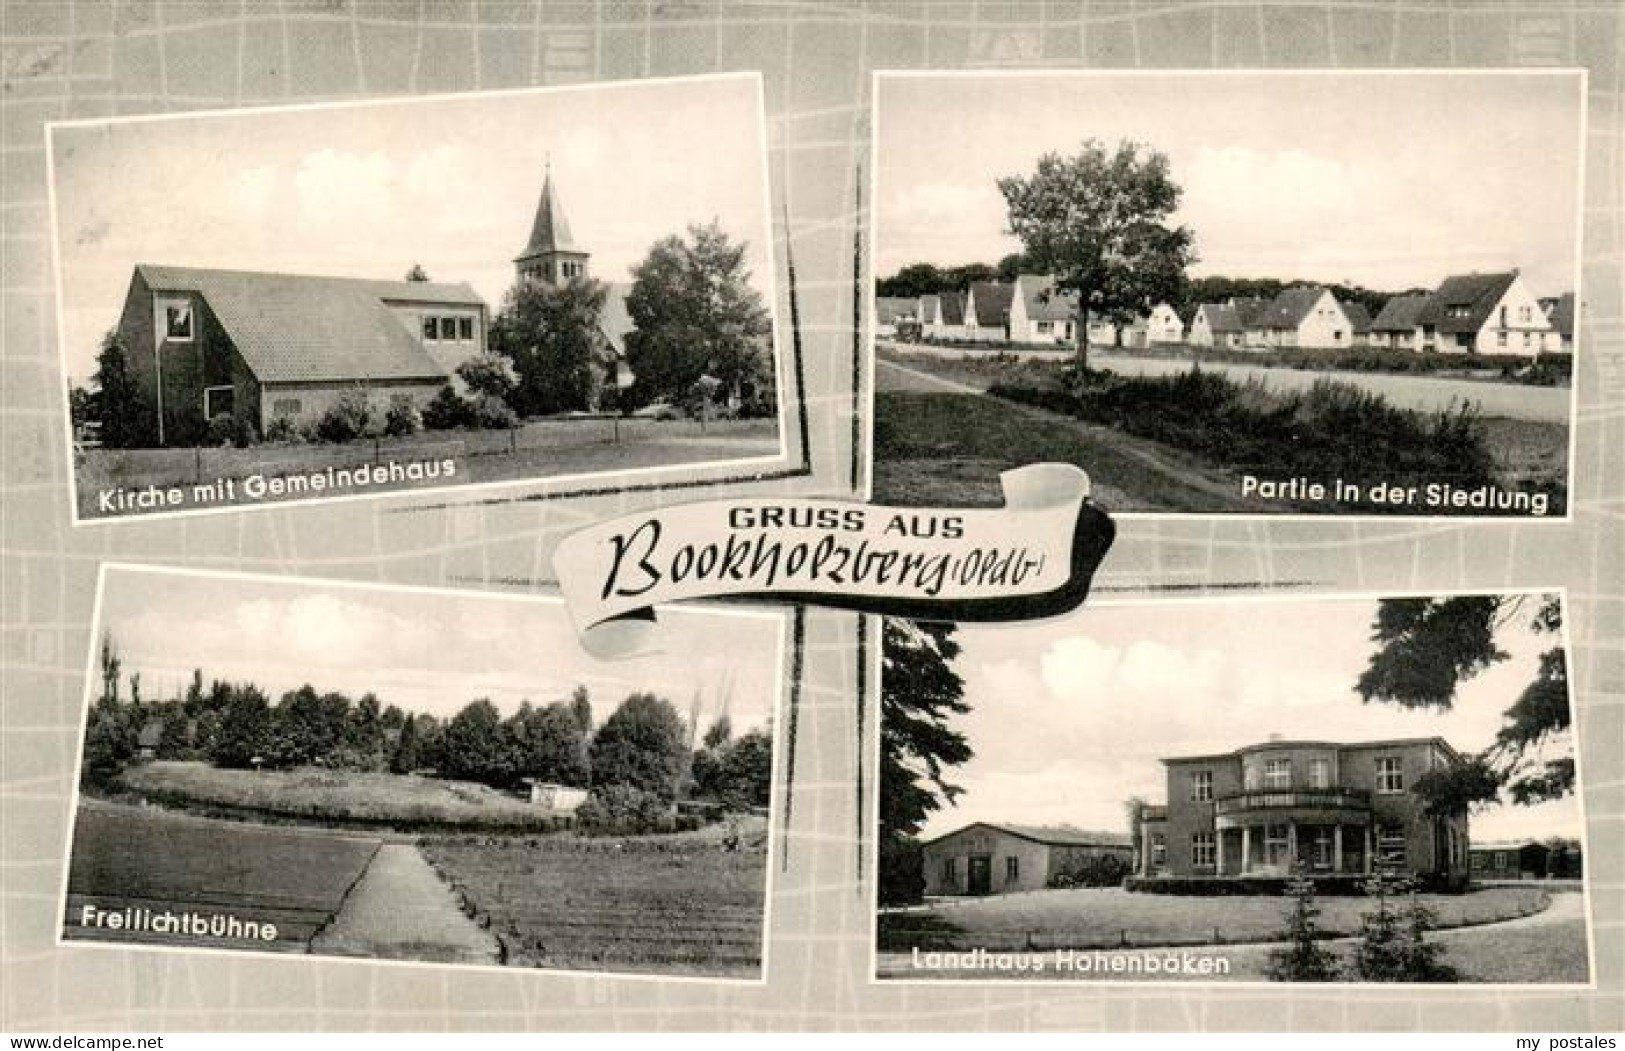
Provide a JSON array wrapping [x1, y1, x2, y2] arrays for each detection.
[[878, 885, 1552, 952], [76, 416, 781, 519], [114, 761, 571, 832], [422, 835, 768, 977], [63, 802, 379, 952], [872, 390, 1253, 513]]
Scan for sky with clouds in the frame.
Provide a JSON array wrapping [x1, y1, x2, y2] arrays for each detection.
[[914, 592, 1582, 846], [95, 568, 782, 735], [51, 74, 774, 382], [876, 72, 1581, 296]]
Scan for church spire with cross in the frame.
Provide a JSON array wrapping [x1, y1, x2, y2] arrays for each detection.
[[515, 158, 590, 286]]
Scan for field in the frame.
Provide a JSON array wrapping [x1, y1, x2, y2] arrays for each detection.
[[62, 801, 379, 952], [114, 761, 571, 832], [76, 415, 780, 519], [877, 885, 1553, 953], [422, 834, 769, 977]]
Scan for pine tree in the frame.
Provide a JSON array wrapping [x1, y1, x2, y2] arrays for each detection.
[[1266, 874, 1341, 981]]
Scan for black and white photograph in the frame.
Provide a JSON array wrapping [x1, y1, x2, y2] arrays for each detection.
[[60, 565, 783, 980], [51, 73, 787, 523], [869, 71, 1583, 518], [874, 591, 1593, 984]]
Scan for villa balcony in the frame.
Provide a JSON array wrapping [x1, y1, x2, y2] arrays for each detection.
[[1213, 787, 1372, 827]]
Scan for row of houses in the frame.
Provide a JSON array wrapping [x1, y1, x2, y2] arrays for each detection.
[[879, 271, 1575, 358], [919, 734, 1585, 897]]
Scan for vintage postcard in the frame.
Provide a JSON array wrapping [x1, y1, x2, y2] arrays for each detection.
[[49, 72, 790, 524], [867, 71, 1584, 519], [59, 565, 785, 981], [873, 591, 1594, 985]]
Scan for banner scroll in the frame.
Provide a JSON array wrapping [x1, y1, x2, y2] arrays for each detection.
[[553, 463, 1116, 657]]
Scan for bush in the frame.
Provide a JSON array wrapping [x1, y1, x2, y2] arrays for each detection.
[[988, 368, 1506, 512], [472, 392, 519, 430], [1353, 873, 1459, 982], [383, 399, 421, 437], [1049, 852, 1133, 889], [422, 385, 474, 430], [574, 784, 672, 835], [312, 387, 373, 443], [1125, 875, 1372, 897], [263, 416, 300, 443], [205, 412, 254, 448]]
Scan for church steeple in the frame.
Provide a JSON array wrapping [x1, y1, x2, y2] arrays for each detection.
[[515, 160, 590, 286]]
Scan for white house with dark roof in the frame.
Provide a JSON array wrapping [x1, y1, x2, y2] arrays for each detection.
[[1540, 293, 1575, 353], [921, 821, 1134, 896], [1146, 302, 1185, 345], [963, 280, 1014, 342], [919, 291, 968, 340], [112, 263, 489, 447], [1244, 286, 1353, 350], [1369, 293, 1430, 351], [1414, 271, 1551, 356], [1006, 275, 1078, 345]]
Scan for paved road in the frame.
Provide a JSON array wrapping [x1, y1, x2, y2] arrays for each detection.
[[311, 843, 503, 966], [879, 345, 1572, 423]]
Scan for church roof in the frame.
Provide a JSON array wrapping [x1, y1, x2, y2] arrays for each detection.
[[516, 168, 579, 263], [134, 264, 480, 385]]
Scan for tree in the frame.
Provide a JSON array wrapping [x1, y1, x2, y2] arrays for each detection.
[[96, 631, 121, 709], [155, 707, 192, 760], [701, 713, 733, 751], [623, 220, 773, 412], [82, 705, 136, 784], [589, 692, 689, 800], [1266, 875, 1341, 981], [879, 620, 972, 906], [508, 701, 591, 787], [91, 330, 149, 448], [692, 726, 772, 810], [1357, 594, 1572, 803], [1352, 873, 1457, 982], [390, 712, 422, 774], [569, 685, 592, 736], [997, 139, 1195, 372], [439, 699, 514, 787], [211, 684, 272, 769], [454, 353, 520, 403], [404, 263, 430, 282], [490, 278, 609, 415]]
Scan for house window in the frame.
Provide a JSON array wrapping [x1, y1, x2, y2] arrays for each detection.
[[1265, 824, 1290, 868], [1151, 835, 1166, 868], [1190, 770, 1213, 802], [1244, 764, 1261, 790], [1376, 824, 1408, 867], [1006, 856, 1019, 883], [423, 317, 438, 340], [1518, 305, 1532, 323], [1191, 832, 1216, 868], [1036, 321, 1052, 334], [1309, 758, 1330, 789], [1313, 828, 1334, 869], [203, 386, 234, 420], [1264, 758, 1291, 789], [458, 316, 473, 341], [942, 858, 956, 885], [272, 398, 302, 418], [1471, 853, 1486, 871], [164, 303, 194, 341], [1376, 756, 1404, 794], [1498, 330, 1508, 348]]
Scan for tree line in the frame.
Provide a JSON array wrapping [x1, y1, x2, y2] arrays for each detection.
[[82, 634, 771, 818]]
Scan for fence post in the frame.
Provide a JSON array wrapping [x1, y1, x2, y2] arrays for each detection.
[[194, 445, 202, 484], [373, 435, 380, 461], [509, 427, 517, 455], [613, 417, 620, 444]]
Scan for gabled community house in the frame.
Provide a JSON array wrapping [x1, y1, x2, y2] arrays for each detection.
[[110, 165, 633, 447]]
